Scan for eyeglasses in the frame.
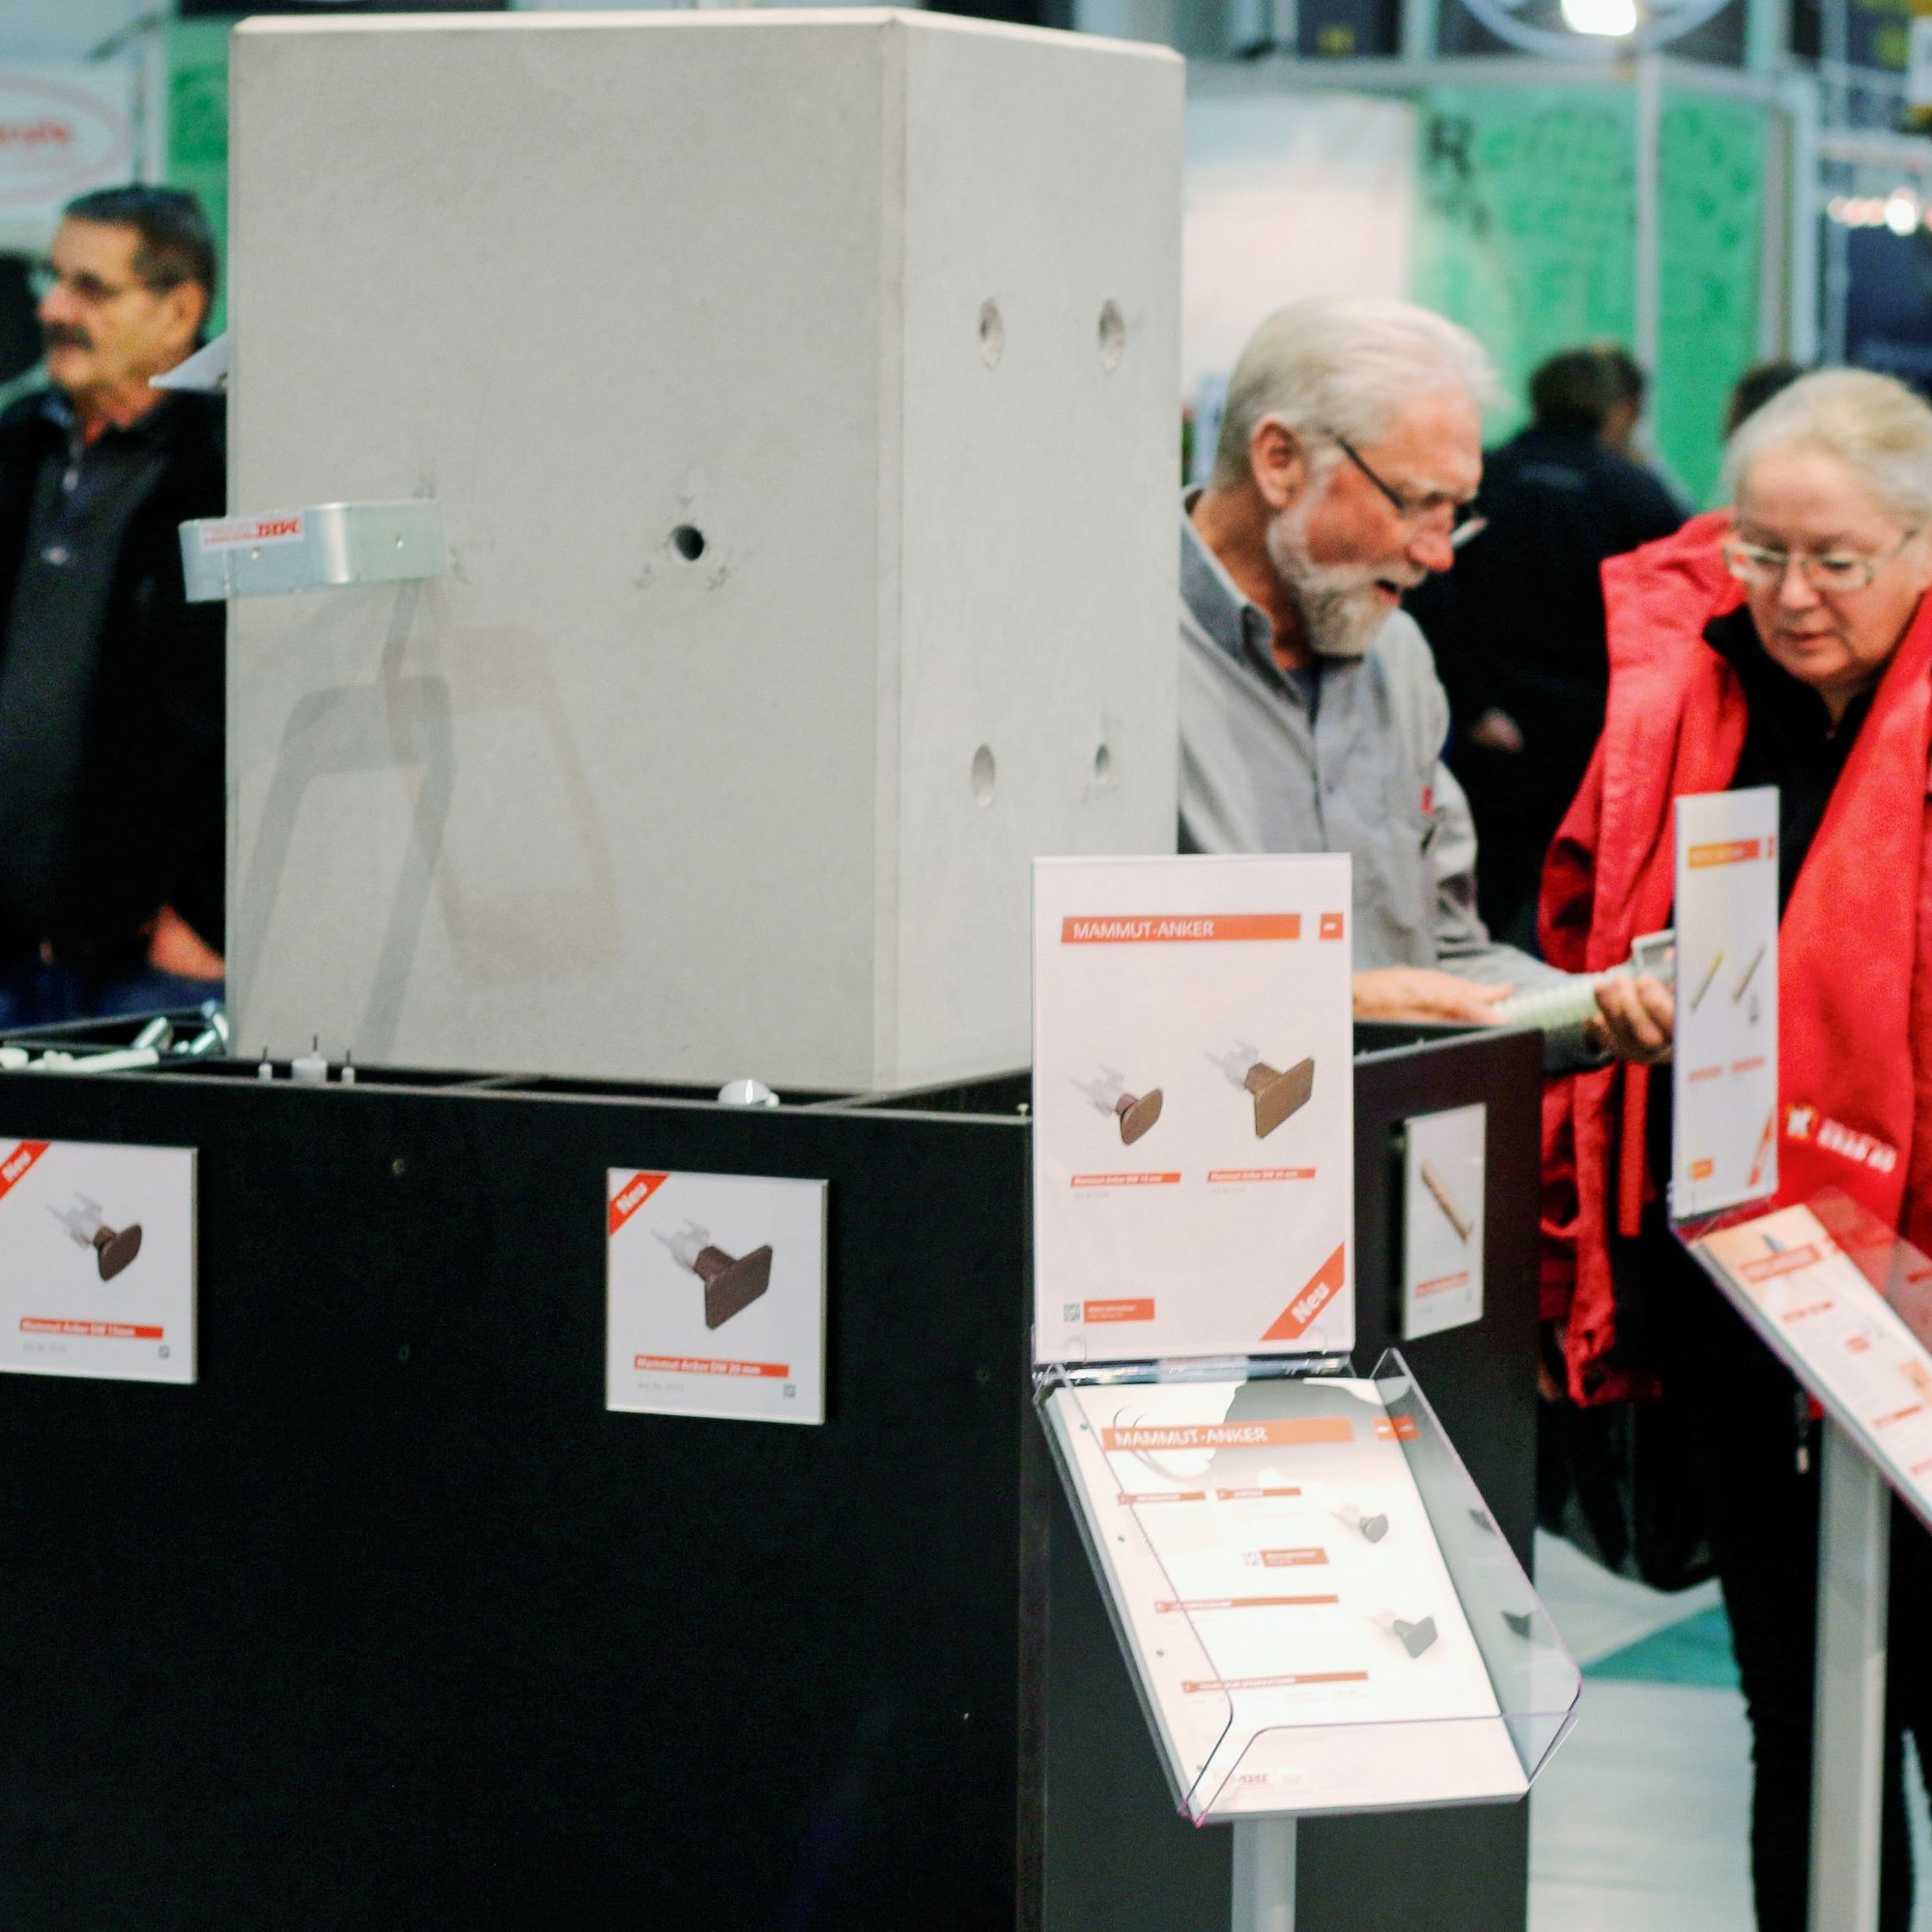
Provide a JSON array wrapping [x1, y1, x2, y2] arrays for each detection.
[[28, 261, 166, 307], [1721, 528, 1919, 594], [1321, 428, 1480, 545]]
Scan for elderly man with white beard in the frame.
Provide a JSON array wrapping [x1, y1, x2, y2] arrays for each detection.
[[1180, 297, 1662, 1065]]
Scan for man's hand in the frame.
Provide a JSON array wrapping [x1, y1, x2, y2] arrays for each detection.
[[1352, 967, 1511, 1026], [1583, 973, 1674, 1065], [1468, 706, 1525, 754]]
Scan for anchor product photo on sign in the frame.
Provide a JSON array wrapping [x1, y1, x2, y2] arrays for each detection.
[[0, 1139, 196, 1385], [606, 1168, 827, 1425]]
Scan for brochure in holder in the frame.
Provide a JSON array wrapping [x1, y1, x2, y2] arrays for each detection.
[[1032, 855, 1579, 1832], [1683, 1190, 1932, 1535], [1038, 1351, 1579, 1822]]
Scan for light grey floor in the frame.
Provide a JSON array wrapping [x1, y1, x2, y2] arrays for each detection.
[[1529, 1531, 1932, 1930]]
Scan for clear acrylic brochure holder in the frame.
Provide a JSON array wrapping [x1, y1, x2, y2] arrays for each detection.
[[1037, 1349, 1580, 1824], [1680, 1185, 1932, 1538]]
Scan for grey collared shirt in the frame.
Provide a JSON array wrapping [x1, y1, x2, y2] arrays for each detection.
[[1178, 498, 1593, 1066]]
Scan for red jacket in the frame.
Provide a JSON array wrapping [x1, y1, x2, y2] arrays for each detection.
[[1539, 511, 1932, 1403]]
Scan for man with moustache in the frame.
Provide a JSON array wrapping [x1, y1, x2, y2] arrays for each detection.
[[1180, 298, 1659, 1063], [0, 185, 224, 1022]]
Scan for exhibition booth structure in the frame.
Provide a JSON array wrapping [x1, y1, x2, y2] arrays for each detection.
[[213, 10, 1184, 1096], [0, 999, 1552, 1932], [15, 10, 1932, 1931], [1575, 780, 1932, 1932], [1028, 854, 1577, 1932]]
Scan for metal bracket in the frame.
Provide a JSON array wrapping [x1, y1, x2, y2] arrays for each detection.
[[179, 499, 446, 602]]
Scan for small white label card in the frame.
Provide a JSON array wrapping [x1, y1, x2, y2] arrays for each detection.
[[606, 1168, 827, 1425], [1032, 855, 1355, 1366], [0, 1138, 197, 1384], [1402, 1104, 1486, 1341], [1673, 787, 1780, 1218]]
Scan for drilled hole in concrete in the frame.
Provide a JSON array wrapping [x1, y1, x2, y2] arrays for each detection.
[[971, 744, 996, 806], [671, 525, 706, 561], [1098, 298, 1125, 373], [1093, 743, 1114, 786], [979, 298, 1005, 368]]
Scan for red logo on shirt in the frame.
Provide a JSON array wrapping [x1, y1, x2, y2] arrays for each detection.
[[1421, 785, 1435, 815]]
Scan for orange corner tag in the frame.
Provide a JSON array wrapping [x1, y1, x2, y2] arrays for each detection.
[[609, 1171, 670, 1236], [1262, 1243, 1347, 1342], [1319, 912, 1346, 940]]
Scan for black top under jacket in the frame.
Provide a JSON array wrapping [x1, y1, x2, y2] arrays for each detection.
[[0, 386, 225, 964]]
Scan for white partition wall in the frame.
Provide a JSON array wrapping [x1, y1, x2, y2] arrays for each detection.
[[225, 11, 1181, 1091]]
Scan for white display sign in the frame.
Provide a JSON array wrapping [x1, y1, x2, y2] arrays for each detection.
[[1673, 787, 1779, 1218], [0, 1138, 196, 1385], [1691, 1203, 1932, 1529], [1402, 1104, 1486, 1341], [1031, 855, 1355, 1367], [606, 1168, 827, 1425], [1042, 1375, 1525, 1819]]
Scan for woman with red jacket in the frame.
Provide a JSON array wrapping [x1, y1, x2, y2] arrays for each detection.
[[1542, 368, 1932, 1931]]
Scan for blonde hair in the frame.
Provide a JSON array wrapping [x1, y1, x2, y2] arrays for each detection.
[[1211, 296, 1498, 493], [1724, 367, 1932, 526]]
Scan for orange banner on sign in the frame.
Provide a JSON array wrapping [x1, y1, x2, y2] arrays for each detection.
[[1155, 1594, 1339, 1612], [634, 1353, 787, 1378], [0, 1140, 48, 1203], [1102, 1417, 1352, 1452], [1085, 1298, 1154, 1323], [1741, 1245, 1823, 1282], [1060, 914, 1301, 944], [1183, 1670, 1369, 1693], [609, 1171, 669, 1236], [1263, 1242, 1348, 1342], [1207, 1167, 1316, 1183], [1688, 838, 1763, 868], [20, 1318, 162, 1340], [1071, 1172, 1181, 1188]]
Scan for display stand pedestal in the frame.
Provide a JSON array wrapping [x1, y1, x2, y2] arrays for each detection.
[[1233, 1818, 1296, 1932], [1811, 1418, 1889, 1932], [1679, 1193, 1932, 1932]]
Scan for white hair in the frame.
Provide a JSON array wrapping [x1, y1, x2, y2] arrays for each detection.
[[1724, 367, 1932, 527], [1211, 295, 1499, 492]]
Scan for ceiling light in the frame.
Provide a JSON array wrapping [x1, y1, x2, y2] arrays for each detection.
[[1560, 0, 1638, 36]]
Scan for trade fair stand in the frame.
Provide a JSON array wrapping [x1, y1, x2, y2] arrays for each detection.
[[1026, 855, 1577, 1932], [0, 995, 1547, 1932]]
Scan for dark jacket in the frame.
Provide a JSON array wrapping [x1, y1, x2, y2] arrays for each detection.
[[0, 387, 225, 961], [1424, 424, 1686, 787]]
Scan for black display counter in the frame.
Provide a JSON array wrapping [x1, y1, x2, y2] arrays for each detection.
[[0, 1019, 1542, 1932]]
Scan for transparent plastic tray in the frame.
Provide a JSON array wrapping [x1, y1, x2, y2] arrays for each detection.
[[1039, 1350, 1580, 1824], [1682, 1187, 1932, 1538]]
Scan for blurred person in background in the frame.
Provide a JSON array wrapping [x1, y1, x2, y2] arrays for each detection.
[[1543, 368, 1932, 1930], [1415, 345, 1684, 951], [1727, 357, 1809, 438], [1179, 297, 1664, 1066], [0, 185, 223, 1025]]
